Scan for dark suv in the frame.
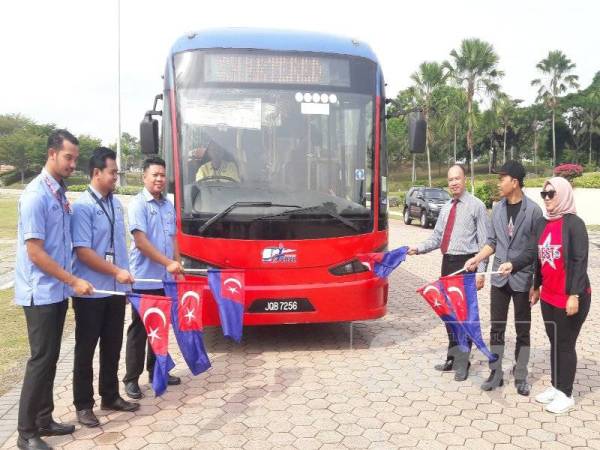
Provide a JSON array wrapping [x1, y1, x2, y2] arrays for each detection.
[[403, 187, 450, 228]]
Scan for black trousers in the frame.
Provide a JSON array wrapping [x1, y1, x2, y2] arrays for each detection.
[[72, 295, 126, 410], [18, 300, 68, 439], [441, 254, 475, 361], [541, 292, 590, 397], [489, 284, 531, 379], [123, 288, 164, 383]]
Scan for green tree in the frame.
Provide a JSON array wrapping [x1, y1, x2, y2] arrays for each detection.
[[531, 50, 579, 167], [0, 126, 45, 184], [409, 61, 448, 186], [445, 38, 504, 192], [493, 93, 522, 163], [435, 86, 467, 163], [564, 72, 600, 165], [77, 134, 103, 173]]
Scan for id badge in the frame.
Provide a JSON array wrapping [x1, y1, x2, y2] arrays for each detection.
[[105, 251, 115, 264]]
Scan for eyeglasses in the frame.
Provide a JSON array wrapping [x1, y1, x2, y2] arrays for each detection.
[[540, 190, 556, 200]]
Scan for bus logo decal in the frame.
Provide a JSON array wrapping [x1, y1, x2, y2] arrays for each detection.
[[262, 244, 297, 263]]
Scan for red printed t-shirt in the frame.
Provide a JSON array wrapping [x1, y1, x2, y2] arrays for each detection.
[[538, 218, 568, 308]]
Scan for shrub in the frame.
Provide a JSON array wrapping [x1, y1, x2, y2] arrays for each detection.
[[574, 172, 600, 188], [67, 184, 88, 192], [474, 180, 497, 209], [116, 186, 141, 195], [554, 163, 583, 181], [67, 185, 140, 195]]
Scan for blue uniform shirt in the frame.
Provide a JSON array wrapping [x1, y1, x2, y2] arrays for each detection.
[[14, 169, 72, 306], [71, 186, 130, 298], [129, 188, 176, 290]]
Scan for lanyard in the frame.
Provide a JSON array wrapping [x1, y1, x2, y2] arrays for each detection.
[[43, 174, 71, 214], [87, 187, 115, 249]]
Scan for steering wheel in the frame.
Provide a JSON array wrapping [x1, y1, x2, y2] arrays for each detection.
[[197, 175, 239, 183]]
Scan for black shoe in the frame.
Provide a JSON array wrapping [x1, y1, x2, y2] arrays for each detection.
[[38, 419, 75, 436], [515, 379, 531, 396], [149, 373, 181, 386], [17, 436, 52, 450], [167, 374, 181, 385], [101, 397, 140, 412], [76, 409, 100, 428], [434, 359, 454, 372], [124, 380, 143, 400], [454, 362, 471, 382], [481, 369, 504, 391]]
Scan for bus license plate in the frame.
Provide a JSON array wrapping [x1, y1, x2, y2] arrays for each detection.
[[248, 298, 315, 313]]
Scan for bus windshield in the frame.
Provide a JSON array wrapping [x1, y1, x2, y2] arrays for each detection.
[[174, 51, 376, 240]]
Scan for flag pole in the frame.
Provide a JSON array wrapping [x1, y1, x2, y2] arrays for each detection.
[[95, 289, 127, 296], [134, 278, 164, 283], [415, 270, 506, 292]]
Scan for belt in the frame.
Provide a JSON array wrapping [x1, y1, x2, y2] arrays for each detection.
[[443, 253, 475, 261]]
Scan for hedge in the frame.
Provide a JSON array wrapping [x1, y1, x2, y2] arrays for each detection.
[[67, 184, 142, 195]]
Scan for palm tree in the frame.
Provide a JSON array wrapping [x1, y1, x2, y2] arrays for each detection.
[[493, 93, 522, 162], [531, 50, 579, 167], [410, 62, 448, 186], [437, 86, 467, 163], [445, 38, 503, 192]]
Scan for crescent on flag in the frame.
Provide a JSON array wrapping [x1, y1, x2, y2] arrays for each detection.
[[143, 307, 167, 327], [423, 285, 440, 296], [181, 291, 200, 308], [224, 277, 242, 290], [447, 287, 465, 302]]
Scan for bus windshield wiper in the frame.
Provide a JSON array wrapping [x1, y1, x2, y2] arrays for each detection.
[[197, 201, 301, 235], [253, 205, 361, 232]]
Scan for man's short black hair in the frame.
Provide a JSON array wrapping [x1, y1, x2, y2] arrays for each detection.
[[89, 147, 117, 178], [47, 129, 79, 152], [143, 156, 166, 171], [449, 164, 467, 177]]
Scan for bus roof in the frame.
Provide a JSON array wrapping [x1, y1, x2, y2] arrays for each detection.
[[170, 28, 380, 64]]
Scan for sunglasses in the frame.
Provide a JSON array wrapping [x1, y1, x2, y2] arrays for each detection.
[[540, 190, 556, 200]]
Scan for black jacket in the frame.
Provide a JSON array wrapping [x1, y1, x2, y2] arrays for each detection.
[[511, 214, 591, 296]]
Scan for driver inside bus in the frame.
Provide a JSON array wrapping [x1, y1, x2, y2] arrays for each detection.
[[191, 139, 241, 182]]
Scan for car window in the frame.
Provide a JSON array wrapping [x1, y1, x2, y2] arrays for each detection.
[[425, 189, 449, 200]]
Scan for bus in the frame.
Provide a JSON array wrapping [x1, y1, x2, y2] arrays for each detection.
[[140, 28, 422, 325]]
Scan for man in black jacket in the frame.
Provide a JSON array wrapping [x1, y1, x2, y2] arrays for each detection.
[[465, 161, 542, 395]]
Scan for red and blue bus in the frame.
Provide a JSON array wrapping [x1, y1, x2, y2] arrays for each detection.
[[141, 28, 395, 325]]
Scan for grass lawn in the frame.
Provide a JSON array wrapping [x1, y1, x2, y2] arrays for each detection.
[[0, 197, 18, 240], [0, 289, 75, 395]]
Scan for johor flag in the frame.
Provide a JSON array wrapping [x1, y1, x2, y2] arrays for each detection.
[[359, 246, 409, 278], [127, 293, 176, 396], [417, 280, 469, 352], [164, 281, 211, 376], [439, 272, 497, 362], [208, 269, 245, 343]]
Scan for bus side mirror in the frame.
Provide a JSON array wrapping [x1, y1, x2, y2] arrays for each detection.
[[408, 112, 426, 154], [140, 114, 159, 155]]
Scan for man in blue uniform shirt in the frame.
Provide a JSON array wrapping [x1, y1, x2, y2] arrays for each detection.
[[14, 130, 94, 450], [70, 147, 139, 428], [123, 156, 183, 399]]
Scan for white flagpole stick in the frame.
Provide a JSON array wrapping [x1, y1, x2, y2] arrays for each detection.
[[133, 278, 163, 283], [94, 289, 127, 296], [448, 268, 466, 276], [184, 269, 209, 274]]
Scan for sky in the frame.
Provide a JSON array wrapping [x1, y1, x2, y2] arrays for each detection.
[[1, 0, 597, 145]]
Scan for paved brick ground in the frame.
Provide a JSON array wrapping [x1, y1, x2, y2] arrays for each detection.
[[1, 219, 599, 449]]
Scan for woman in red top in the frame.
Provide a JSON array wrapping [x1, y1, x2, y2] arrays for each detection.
[[499, 177, 591, 414]]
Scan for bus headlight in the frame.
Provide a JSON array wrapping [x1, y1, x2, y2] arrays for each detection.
[[329, 260, 370, 276]]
